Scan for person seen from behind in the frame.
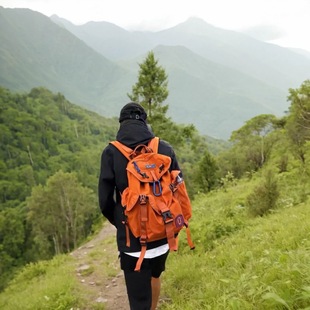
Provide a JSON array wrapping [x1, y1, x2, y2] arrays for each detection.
[[98, 102, 192, 310]]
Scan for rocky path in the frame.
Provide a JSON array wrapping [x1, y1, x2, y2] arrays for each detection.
[[71, 222, 130, 310]]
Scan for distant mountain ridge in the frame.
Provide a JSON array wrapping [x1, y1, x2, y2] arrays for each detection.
[[0, 7, 134, 114], [140, 45, 285, 136], [52, 15, 310, 90], [1, 7, 310, 138]]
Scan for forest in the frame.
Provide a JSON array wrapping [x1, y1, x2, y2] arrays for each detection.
[[0, 52, 309, 307], [0, 86, 119, 287]]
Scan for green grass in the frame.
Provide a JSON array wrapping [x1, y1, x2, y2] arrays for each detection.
[[161, 183, 310, 309], [1, 169, 310, 310], [0, 229, 119, 310], [0, 255, 84, 310]]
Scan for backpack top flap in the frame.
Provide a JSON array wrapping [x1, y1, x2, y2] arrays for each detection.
[[110, 137, 171, 183], [110, 137, 159, 160], [126, 152, 171, 183]]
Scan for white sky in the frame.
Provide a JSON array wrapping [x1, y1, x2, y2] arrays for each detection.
[[1, 0, 310, 52]]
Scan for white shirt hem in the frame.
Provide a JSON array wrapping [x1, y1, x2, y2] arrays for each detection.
[[124, 244, 169, 258]]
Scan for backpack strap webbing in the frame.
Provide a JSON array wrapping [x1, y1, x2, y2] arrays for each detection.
[[134, 201, 148, 271], [110, 141, 132, 160], [148, 137, 159, 153]]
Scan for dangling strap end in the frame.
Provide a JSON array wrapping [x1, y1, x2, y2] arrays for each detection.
[[134, 244, 147, 272], [186, 227, 195, 250]]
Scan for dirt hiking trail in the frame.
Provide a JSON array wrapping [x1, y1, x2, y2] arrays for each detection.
[[71, 221, 171, 309], [71, 222, 130, 310]]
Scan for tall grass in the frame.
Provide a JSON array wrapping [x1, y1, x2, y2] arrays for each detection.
[[161, 182, 310, 309], [1, 169, 309, 309], [0, 227, 119, 310], [0, 255, 84, 310]]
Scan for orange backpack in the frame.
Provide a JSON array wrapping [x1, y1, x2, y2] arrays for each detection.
[[110, 137, 195, 271]]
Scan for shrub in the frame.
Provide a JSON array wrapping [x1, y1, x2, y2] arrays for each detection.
[[246, 170, 279, 216]]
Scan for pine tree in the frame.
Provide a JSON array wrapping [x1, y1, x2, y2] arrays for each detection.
[[128, 50, 169, 122], [128, 51, 195, 147]]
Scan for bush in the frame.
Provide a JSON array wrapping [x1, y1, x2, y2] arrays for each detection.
[[246, 170, 279, 216]]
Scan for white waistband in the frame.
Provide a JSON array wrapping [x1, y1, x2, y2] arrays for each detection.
[[124, 243, 169, 258]]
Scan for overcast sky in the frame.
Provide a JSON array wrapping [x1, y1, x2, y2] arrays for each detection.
[[1, 0, 310, 52]]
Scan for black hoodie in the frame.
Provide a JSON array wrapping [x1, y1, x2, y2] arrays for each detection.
[[98, 119, 181, 252]]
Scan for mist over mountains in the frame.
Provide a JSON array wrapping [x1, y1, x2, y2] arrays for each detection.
[[1, 6, 310, 139]]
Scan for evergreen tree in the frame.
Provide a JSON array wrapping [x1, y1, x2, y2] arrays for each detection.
[[127, 51, 195, 148], [194, 151, 219, 193], [128, 50, 169, 120]]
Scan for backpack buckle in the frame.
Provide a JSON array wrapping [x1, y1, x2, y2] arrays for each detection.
[[139, 235, 147, 245], [169, 183, 177, 192], [152, 180, 162, 196], [162, 210, 173, 224], [139, 195, 148, 205]]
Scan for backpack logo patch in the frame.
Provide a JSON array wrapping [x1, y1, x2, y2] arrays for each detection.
[[145, 163, 156, 169], [175, 214, 184, 228]]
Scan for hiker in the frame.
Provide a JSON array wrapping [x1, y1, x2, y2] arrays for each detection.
[[98, 102, 192, 310]]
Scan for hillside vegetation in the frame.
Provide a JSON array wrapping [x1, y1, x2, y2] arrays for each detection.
[[0, 172, 309, 309], [0, 86, 211, 290], [162, 179, 310, 309], [1, 79, 310, 309]]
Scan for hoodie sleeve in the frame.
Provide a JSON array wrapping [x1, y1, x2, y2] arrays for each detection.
[[169, 147, 181, 172], [98, 146, 116, 225], [158, 140, 181, 172]]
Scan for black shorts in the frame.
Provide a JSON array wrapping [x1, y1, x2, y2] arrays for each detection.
[[120, 250, 169, 278], [120, 251, 169, 309]]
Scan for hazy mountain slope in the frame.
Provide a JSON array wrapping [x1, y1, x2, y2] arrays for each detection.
[[0, 7, 133, 112], [152, 18, 310, 91], [51, 15, 154, 61], [51, 15, 310, 137], [289, 47, 310, 59], [143, 46, 287, 138], [56, 16, 310, 93], [1, 8, 308, 138]]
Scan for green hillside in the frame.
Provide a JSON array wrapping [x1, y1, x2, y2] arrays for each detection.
[[0, 87, 118, 201], [0, 79, 309, 309], [0, 86, 211, 291], [0, 7, 132, 114], [1, 157, 309, 309]]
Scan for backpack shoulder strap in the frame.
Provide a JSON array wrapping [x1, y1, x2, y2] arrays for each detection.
[[110, 141, 132, 160], [148, 137, 159, 153]]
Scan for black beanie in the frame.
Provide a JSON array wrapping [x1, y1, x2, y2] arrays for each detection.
[[119, 102, 147, 123]]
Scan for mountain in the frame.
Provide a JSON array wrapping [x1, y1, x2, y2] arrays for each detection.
[[49, 15, 310, 137], [0, 7, 134, 114], [128, 45, 286, 137], [50, 15, 154, 61], [153, 18, 310, 91], [1, 7, 310, 138], [55, 15, 310, 92], [289, 47, 310, 59]]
